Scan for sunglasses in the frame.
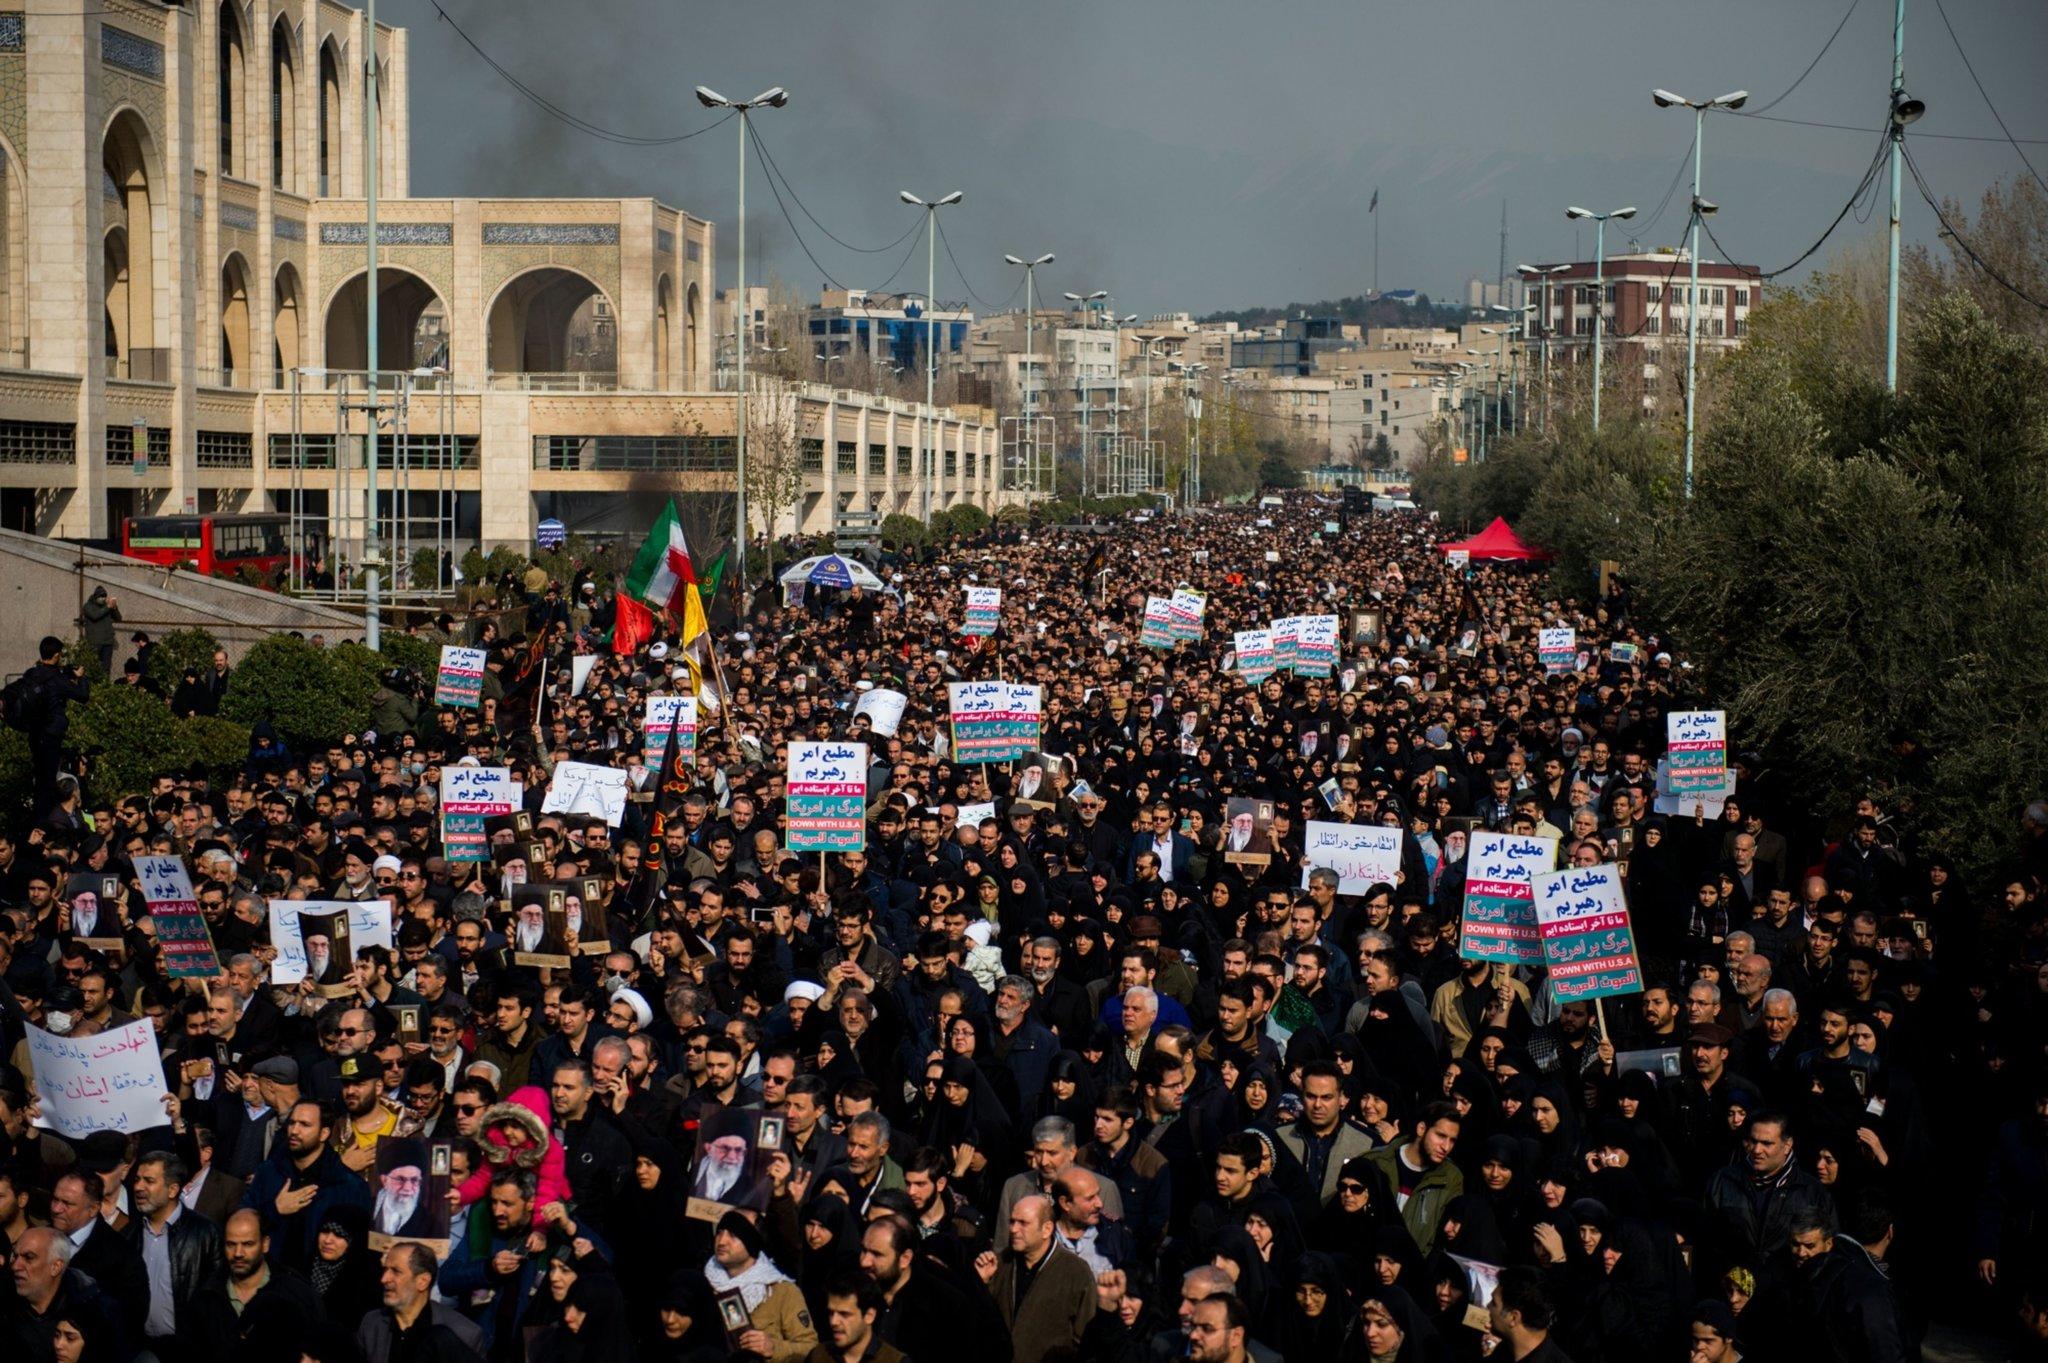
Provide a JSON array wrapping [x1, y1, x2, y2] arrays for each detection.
[[454, 1102, 483, 1116]]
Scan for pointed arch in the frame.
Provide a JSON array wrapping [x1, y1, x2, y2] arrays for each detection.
[[323, 265, 448, 373], [273, 262, 303, 378], [271, 17, 298, 191], [655, 273, 673, 388], [103, 109, 166, 379], [318, 38, 342, 196], [485, 266, 616, 378], [217, 2, 247, 178], [220, 251, 253, 385]]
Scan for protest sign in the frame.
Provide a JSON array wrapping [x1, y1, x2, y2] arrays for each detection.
[[269, 900, 394, 986], [645, 695, 700, 774], [787, 742, 869, 852], [962, 586, 1003, 637], [441, 765, 516, 864], [1666, 709, 1728, 796], [1294, 614, 1339, 677], [434, 645, 487, 709], [1539, 627, 1577, 675], [1300, 821, 1404, 895], [947, 681, 1042, 764], [1223, 798, 1276, 865], [1270, 616, 1303, 671], [1608, 642, 1640, 665], [1168, 588, 1208, 642], [1459, 832, 1554, 965], [134, 855, 219, 978], [541, 761, 629, 826], [853, 687, 908, 738], [1447, 548, 1471, 570], [1653, 758, 1737, 818], [1235, 629, 1277, 684], [28, 1019, 168, 1138], [955, 801, 997, 830], [570, 654, 597, 697], [1138, 596, 1176, 650], [1532, 863, 1643, 1002]]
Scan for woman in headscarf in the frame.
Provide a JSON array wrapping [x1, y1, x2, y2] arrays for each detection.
[[1368, 1222, 1427, 1298], [1278, 1250, 1355, 1363], [1308, 1155, 1398, 1267], [1516, 1077, 1581, 1166], [1422, 1257, 1490, 1363], [919, 1053, 1015, 1203], [1434, 1193, 1510, 1267], [1354, 1075, 1409, 1149], [1342, 1283, 1447, 1363], [644, 1267, 718, 1363], [550, 1258, 638, 1363], [794, 1194, 860, 1318], [307, 1203, 381, 1331], [1229, 1057, 1284, 1133], [1358, 988, 1441, 1107], [1030, 1049, 1100, 1129], [1551, 1201, 1684, 1363], [1210, 1224, 1273, 1334], [615, 1132, 695, 1318]]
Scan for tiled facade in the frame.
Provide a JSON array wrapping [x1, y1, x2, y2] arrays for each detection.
[[0, 0, 1002, 547]]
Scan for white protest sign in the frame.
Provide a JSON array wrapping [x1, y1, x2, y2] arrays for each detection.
[[570, 654, 597, 697], [955, 801, 997, 829], [28, 1018, 170, 1138], [269, 900, 395, 985], [854, 688, 909, 738], [1301, 821, 1405, 895], [542, 760, 630, 826]]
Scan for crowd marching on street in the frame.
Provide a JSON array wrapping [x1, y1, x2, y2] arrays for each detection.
[[2, 494, 2045, 1363]]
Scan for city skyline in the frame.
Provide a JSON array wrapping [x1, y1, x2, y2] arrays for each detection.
[[395, 0, 2048, 316]]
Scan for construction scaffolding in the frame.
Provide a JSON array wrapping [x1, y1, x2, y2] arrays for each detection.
[[284, 368, 458, 602]]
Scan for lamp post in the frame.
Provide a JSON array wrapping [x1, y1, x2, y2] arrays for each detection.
[[1003, 250, 1056, 482], [1564, 204, 1636, 432], [900, 191, 963, 522], [1881, 3, 1923, 392], [697, 83, 788, 597], [1654, 88, 1747, 495], [1064, 291, 1109, 494], [1516, 264, 1569, 432]]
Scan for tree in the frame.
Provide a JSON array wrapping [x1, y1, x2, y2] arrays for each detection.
[[1368, 432, 1396, 472], [143, 628, 221, 694], [743, 376, 808, 581], [1904, 175, 2048, 343], [221, 634, 377, 748]]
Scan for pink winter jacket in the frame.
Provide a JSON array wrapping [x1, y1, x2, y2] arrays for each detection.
[[454, 1084, 573, 1224]]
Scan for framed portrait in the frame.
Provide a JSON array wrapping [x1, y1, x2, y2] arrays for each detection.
[[1223, 797, 1276, 866], [393, 1004, 422, 1048], [716, 1289, 752, 1341], [686, 1107, 775, 1222], [64, 872, 126, 957], [298, 907, 355, 998], [367, 1137, 452, 1253], [1348, 608, 1384, 651], [509, 885, 572, 968], [571, 876, 610, 955], [756, 1115, 785, 1153]]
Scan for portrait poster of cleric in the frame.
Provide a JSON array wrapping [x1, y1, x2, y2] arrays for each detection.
[[685, 1106, 778, 1221], [298, 906, 354, 999], [509, 883, 572, 968], [369, 1136, 453, 1252]]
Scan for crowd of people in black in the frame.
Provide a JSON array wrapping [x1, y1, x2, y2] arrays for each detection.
[[2, 495, 2047, 1363]]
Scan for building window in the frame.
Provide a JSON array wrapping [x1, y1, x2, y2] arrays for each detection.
[[799, 439, 824, 472], [1645, 315, 1660, 336], [868, 444, 888, 476], [1575, 317, 1592, 336], [1734, 287, 1750, 307], [1712, 288, 1725, 306], [0, 421, 78, 464], [1647, 284, 1662, 302], [195, 430, 253, 468], [836, 441, 857, 474], [1733, 317, 1747, 338], [531, 435, 737, 472]]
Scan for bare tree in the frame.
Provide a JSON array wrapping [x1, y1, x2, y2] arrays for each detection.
[[744, 374, 807, 582]]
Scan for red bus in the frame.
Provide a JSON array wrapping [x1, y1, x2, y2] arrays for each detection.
[[122, 512, 294, 579]]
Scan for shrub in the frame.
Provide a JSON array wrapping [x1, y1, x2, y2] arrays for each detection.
[[220, 634, 376, 747], [144, 628, 221, 693], [65, 683, 249, 802], [879, 513, 928, 551], [947, 504, 991, 538]]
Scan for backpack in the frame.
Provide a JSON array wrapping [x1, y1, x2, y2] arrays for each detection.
[[1, 667, 54, 732]]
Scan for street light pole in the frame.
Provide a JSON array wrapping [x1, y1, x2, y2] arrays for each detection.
[[1004, 252, 1054, 491], [903, 190, 963, 522], [1654, 89, 1746, 496], [1883, 2, 1923, 392], [697, 84, 788, 599], [1565, 204, 1636, 432]]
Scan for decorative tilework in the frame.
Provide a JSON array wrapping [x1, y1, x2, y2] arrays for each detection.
[[0, 52, 24, 157], [0, 16, 22, 52], [483, 223, 620, 246], [102, 68, 164, 136], [321, 222, 454, 245], [657, 229, 676, 256], [101, 25, 163, 80], [220, 202, 258, 232], [275, 217, 305, 242]]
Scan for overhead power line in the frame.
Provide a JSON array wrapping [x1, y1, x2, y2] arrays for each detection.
[[1929, 0, 2048, 194], [1746, 0, 1862, 115], [1901, 141, 2048, 310], [424, 1, 734, 146], [1701, 127, 1892, 280], [744, 124, 926, 256]]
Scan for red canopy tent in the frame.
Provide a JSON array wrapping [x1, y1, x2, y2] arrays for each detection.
[[1437, 516, 1552, 561]]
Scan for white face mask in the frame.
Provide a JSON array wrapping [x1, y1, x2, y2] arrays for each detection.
[[45, 1011, 75, 1035]]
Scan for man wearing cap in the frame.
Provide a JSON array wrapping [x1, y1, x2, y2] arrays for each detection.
[[335, 1054, 406, 1174], [1669, 1022, 1742, 1191]]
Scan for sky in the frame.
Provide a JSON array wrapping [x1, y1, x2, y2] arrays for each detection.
[[387, 0, 2048, 318]]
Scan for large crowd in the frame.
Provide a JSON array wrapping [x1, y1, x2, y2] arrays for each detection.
[[2, 496, 2047, 1363]]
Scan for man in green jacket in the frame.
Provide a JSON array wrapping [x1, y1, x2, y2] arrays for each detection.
[[1363, 1100, 1465, 1255]]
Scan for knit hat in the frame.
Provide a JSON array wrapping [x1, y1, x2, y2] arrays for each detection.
[[715, 1209, 765, 1258]]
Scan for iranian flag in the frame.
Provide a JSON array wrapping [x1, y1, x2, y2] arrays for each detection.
[[625, 499, 710, 645]]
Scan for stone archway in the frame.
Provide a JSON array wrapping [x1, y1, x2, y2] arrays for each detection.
[[486, 266, 615, 379], [655, 273, 673, 388], [273, 262, 303, 377], [323, 266, 448, 372], [220, 252, 253, 385], [103, 109, 165, 380]]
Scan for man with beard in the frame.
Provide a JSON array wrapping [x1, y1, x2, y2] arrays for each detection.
[[989, 975, 1056, 1110], [336, 1054, 404, 1174], [303, 931, 336, 988], [372, 1138, 439, 1238], [1023, 936, 1092, 1042], [243, 1100, 373, 1271], [218, 1208, 321, 1357], [858, 1214, 981, 1363]]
